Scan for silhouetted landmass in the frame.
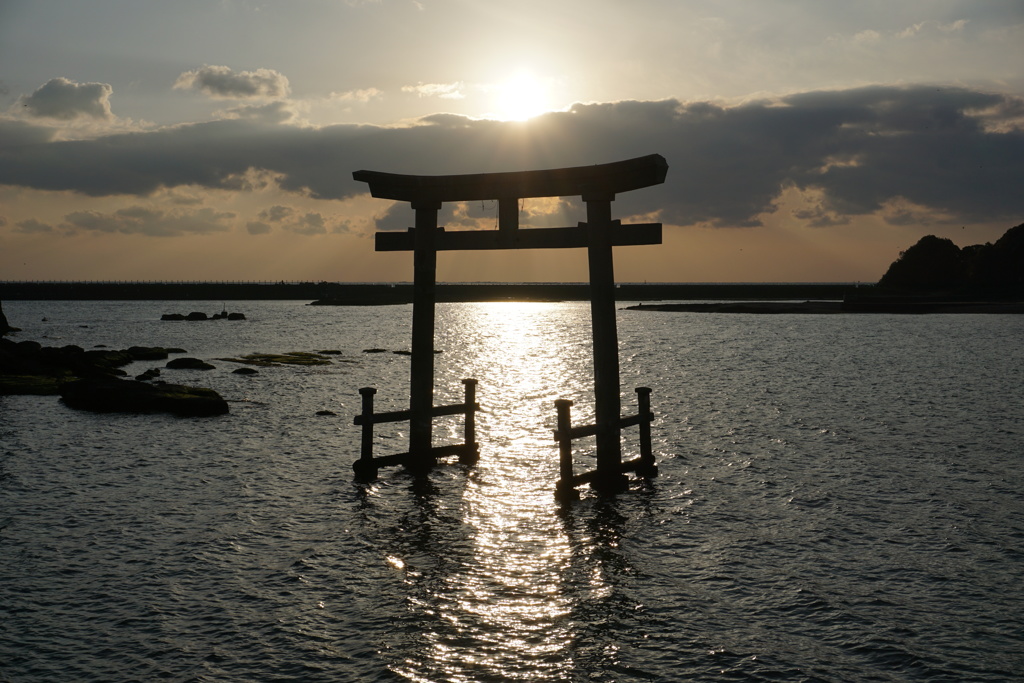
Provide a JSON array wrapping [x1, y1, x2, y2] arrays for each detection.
[[877, 222, 1024, 294], [628, 223, 1024, 314]]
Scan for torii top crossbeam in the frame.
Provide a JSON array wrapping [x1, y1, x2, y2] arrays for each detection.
[[354, 154, 668, 252], [353, 153, 668, 204]]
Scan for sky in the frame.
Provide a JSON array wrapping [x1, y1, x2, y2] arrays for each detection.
[[1, 0, 1022, 283]]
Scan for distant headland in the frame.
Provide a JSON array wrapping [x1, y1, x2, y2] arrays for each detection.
[[628, 222, 1023, 314]]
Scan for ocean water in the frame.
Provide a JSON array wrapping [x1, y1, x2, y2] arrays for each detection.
[[1, 299, 1022, 682]]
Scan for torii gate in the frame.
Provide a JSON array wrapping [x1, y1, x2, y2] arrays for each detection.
[[351, 154, 668, 496]]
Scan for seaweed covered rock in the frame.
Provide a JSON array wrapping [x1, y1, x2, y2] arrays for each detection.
[[126, 346, 170, 361], [166, 357, 216, 370], [59, 377, 229, 417], [162, 311, 246, 321], [0, 338, 187, 394]]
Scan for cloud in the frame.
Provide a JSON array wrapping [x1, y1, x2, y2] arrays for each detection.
[[258, 205, 294, 222], [252, 205, 339, 235], [15, 218, 54, 233], [216, 100, 298, 123], [18, 78, 114, 120], [0, 118, 56, 146], [898, 19, 969, 39], [174, 65, 290, 99], [2, 85, 1022, 230], [330, 88, 384, 103], [288, 212, 327, 235], [402, 82, 466, 100], [61, 207, 234, 236]]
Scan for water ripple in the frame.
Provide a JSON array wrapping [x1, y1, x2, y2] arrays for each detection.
[[1, 302, 1022, 680]]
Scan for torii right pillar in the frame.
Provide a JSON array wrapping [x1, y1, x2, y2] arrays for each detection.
[[585, 192, 628, 493]]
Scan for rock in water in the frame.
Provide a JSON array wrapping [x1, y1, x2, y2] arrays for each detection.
[[166, 357, 216, 370], [59, 377, 229, 417], [135, 368, 161, 381], [127, 346, 170, 361]]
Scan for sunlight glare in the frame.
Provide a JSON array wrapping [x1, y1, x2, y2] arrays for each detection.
[[493, 72, 554, 121], [399, 301, 597, 681]]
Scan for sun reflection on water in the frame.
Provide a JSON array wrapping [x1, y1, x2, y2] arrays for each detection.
[[384, 302, 607, 681]]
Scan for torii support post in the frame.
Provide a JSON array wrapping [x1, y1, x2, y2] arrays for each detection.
[[552, 387, 657, 500], [461, 378, 478, 463], [554, 399, 580, 502], [351, 378, 480, 479], [353, 386, 378, 479]]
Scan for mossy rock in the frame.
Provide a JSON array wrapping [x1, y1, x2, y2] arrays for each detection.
[[60, 377, 229, 417], [126, 346, 170, 361], [166, 357, 216, 370], [217, 351, 334, 367], [0, 374, 66, 395]]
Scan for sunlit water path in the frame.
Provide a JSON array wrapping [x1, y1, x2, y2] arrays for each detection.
[[2, 300, 1022, 681]]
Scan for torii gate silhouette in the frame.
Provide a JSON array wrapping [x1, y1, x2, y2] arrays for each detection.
[[352, 154, 668, 497]]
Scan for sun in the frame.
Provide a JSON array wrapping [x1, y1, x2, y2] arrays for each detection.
[[492, 71, 554, 121]]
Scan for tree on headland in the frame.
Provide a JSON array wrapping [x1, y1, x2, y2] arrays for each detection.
[[971, 223, 1024, 289], [878, 235, 963, 289], [878, 222, 1024, 294]]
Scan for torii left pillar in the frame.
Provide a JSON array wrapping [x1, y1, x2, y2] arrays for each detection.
[[409, 200, 440, 465], [585, 192, 627, 492]]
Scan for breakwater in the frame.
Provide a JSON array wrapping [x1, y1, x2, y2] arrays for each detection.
[[0, 281, 862, 302]]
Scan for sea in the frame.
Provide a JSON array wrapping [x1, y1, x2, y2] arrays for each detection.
[[1, 299, 1022, 682]]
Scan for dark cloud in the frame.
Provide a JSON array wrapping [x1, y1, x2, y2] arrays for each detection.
[[62, 207, 234, 236], [252, 205, 335, 235], [0, 119, 56, 146], [2, 85, 1022, 228], [258, 205, 294, 222], [19, 78, 113, 120], [174, 66, 290, 99], [218, 100, 298, 123], [15, 218, 53, 233], [287, 212, 327, 235]]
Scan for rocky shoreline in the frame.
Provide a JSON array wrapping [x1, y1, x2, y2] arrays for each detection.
[[0, 336, 229, 416]]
